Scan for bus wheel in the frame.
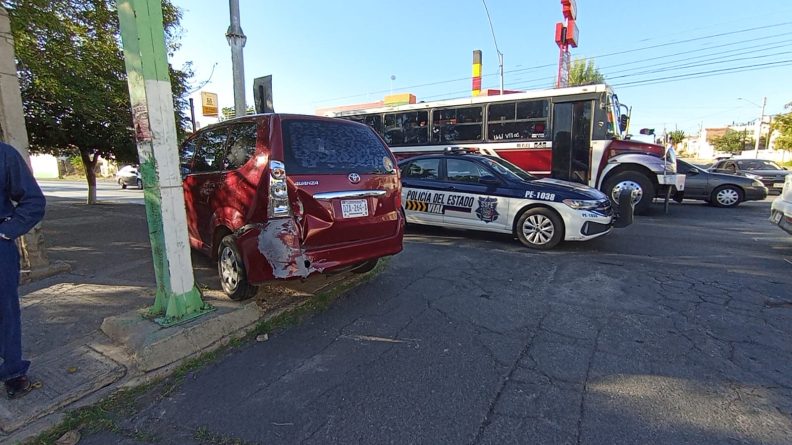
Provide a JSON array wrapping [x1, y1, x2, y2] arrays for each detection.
[[515, 207, 563, 250], [603, 172, 654, 215]]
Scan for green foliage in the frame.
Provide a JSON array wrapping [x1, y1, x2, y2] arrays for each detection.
[[568, 58, 605, 86], [220, 105, 256, 121], [710, 129, 753, 154], [6, 0, 192, 164], [772, 109, 792, 152], [668, 130, 686, 146]]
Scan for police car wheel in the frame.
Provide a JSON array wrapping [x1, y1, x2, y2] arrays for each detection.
[[515, 208, 563, 250]]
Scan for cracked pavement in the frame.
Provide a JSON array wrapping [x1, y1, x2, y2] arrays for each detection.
[[78, 199, 792, 445]]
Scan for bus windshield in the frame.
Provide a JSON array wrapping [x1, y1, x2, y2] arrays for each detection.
[[481, 157, 536, 182]]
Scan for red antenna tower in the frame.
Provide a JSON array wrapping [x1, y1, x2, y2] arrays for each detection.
[[555, 0, 579, 88]]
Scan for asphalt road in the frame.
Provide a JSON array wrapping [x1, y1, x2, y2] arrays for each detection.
[[45, 185, 792, 445]]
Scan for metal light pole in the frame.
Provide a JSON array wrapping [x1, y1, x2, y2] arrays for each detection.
[[226, 0, 247, 118], [754, 96, 767, 159], [481, 0, 504, 94], [738, 96, 767, 158]]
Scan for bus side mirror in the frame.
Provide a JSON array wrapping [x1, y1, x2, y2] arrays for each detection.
[[619, 115, 629, 132]]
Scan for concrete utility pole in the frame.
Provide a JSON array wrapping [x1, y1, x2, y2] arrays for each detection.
[[226, 0, 247, 118], [753, 96, 766, 159], [117, 0, 212, 326], [0, 6, 60, 282]]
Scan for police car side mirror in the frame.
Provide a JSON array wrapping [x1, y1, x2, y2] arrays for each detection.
[[479, 176, 501, 186]]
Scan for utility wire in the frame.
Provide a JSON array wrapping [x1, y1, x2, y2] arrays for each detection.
[[306, 21, 792, 107]]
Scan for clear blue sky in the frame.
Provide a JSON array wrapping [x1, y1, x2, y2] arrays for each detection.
[[170, 0, 792, 143]]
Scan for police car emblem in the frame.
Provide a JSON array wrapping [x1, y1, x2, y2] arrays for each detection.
[[348, 173, 361, 184], [475, 197, 499, 223]]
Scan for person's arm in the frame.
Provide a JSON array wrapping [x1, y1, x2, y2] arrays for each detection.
[[0, 147, 46, 240]]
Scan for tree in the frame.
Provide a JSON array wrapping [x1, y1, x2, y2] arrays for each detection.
[[6, 0, 192, 204], [667, 130, 686, 147], [568, 58, 605, 86], [710, 129, 753, 154], [220, 105, 255, 121], [771, 104, 792, 153]]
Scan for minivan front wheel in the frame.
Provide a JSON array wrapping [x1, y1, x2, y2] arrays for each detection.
[[218, 235, 257, 301]]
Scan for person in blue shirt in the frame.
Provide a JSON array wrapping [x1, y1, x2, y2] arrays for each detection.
[[0, 141, 45, 399]]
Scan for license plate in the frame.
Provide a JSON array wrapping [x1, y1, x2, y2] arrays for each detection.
[[771, 211, 782, 224], [341, 199, 368, 218], [774, 183, 785, 189]]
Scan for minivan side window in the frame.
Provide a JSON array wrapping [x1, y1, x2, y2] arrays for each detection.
[[180, 138, 197, 176], [225, 122, 258, 170], [193, 127, 229, 173]]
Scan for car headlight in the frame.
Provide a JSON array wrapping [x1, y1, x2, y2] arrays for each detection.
[[744, 173, 761, 180], [563, 199, 601, 210], [753, 180, 765, 187]]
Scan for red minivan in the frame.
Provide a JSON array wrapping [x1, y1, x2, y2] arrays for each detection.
[[179, 114, 404, 300]]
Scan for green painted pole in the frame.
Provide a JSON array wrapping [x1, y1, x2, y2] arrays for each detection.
[[118, 0, 212, 326]]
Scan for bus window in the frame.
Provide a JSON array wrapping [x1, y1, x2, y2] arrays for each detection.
[[431, 106, 483, 144], [487, 100, 549, 142], [384, 111, 429, 146], [346, 114, 383, 134]]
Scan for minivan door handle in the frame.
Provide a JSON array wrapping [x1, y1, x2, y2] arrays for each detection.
[[313, 190, 387, 200]]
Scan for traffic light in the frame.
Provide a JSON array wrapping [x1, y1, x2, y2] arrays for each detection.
[[639, 128, 655, 135]]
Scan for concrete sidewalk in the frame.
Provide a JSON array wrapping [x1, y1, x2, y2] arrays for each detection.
[[1, 197, 364, 444]]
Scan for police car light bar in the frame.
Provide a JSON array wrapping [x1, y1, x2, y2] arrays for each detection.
[[444, 146, 479, 154]]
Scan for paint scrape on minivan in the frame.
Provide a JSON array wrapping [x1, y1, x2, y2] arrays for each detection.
[[256, 219, 314, 279]]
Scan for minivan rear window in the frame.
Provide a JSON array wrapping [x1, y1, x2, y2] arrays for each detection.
[[282, 120, 393, 174]]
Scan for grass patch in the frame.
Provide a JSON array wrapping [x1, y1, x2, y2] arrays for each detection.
[[27, 258, 388, 444]]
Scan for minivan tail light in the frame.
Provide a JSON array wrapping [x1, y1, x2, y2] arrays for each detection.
[[268, 160, 290, 218]]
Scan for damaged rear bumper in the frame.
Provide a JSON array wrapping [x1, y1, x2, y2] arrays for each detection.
[[235, 218, 404, 285]]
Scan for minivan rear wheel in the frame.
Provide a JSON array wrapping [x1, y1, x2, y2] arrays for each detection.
[[218, 235, 258, 301]]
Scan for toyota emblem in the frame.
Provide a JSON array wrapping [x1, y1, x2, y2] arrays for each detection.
[[348, 173, 361, 184]]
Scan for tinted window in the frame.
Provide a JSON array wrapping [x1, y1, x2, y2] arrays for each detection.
[[345, 114, 383, 134], [383, 111, 429, 146], [180, 138, 197, 175], [487, 100, 549, 141], [225, 122, 258, 170], [431, 106, 483, 143], [402, 158, 440, 179], [282, 120, 392, 174], [192, 128, 229, 173], [736, 160, 781, 170], [676, 160, 694, 174], [446, 159, 487, 183], [482, 157, 535, 181]]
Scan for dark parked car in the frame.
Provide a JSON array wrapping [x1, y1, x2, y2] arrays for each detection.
[[678, 160, 767, 207], [709, 159, 789, 194]]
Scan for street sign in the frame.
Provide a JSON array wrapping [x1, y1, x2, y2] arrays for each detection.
[[201, 91, 218, 117]]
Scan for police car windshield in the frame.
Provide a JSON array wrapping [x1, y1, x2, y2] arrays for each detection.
[[481, 157, 536, 182]]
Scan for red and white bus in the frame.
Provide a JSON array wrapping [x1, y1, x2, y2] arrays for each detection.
[[319, 84, 684, 214]]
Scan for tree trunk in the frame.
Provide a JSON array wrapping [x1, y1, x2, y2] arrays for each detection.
[[80, 149, 98, 204]]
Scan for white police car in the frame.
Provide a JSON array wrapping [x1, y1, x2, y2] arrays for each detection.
[[399, 148, 632, 249]]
